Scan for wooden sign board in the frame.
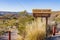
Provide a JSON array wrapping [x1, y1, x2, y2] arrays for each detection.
[[32, 9, 51, 17]]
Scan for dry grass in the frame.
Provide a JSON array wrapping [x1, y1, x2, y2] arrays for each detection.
[[25, 18, 46, 40], [17, 18, 46, 40]]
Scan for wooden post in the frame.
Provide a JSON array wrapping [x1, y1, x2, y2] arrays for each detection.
[[8, 31, 11, 40], [46, 17, 48, 39], [52, 25, 56, 36]]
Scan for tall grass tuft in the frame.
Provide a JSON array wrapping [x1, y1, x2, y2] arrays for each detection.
[[25, 18, 46, 40]]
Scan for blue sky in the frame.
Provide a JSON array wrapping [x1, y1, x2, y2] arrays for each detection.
[[0, 0, 60, 12]]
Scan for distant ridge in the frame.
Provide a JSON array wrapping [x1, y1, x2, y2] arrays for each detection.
[[0, 11, 19, 14]]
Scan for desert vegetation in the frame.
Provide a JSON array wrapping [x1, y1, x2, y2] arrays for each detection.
[[1, 10, 59, 40]]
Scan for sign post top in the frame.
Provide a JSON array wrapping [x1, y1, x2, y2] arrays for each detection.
[[32, 9, 51, 13]]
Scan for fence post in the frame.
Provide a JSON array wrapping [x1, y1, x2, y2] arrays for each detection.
[[8, 31, 11, 40]]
